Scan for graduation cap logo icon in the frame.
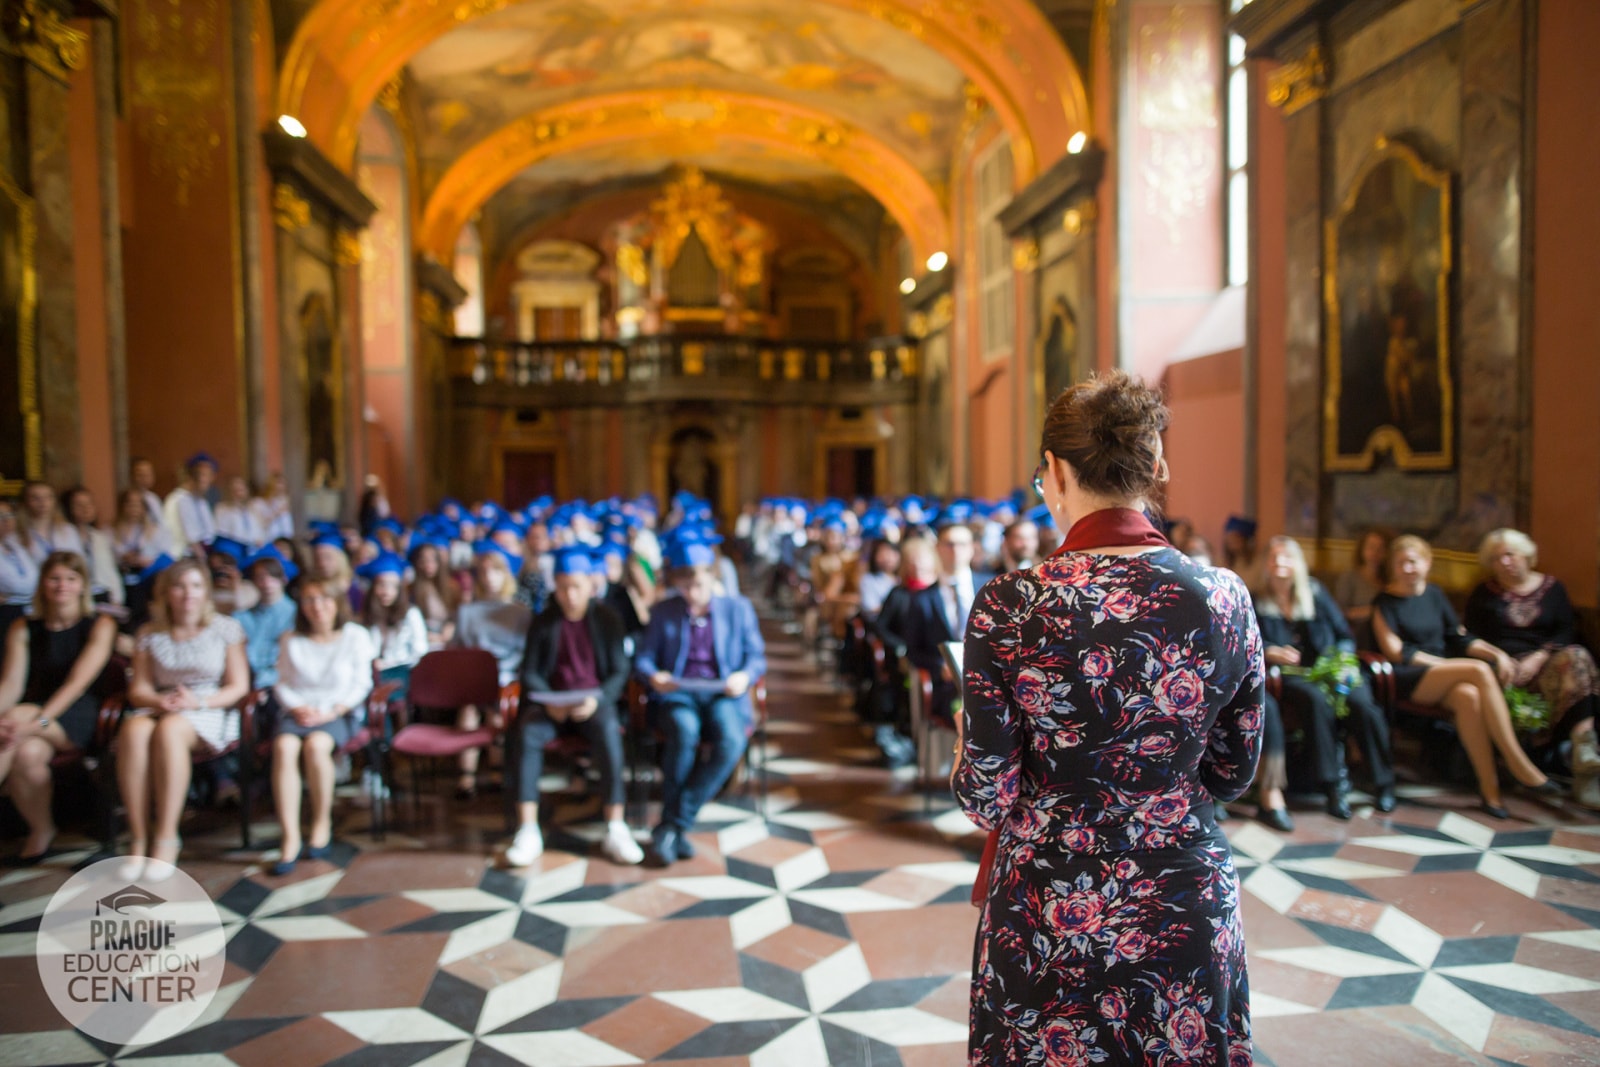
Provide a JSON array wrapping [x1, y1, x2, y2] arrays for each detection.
[[95, 885, 167, 915]]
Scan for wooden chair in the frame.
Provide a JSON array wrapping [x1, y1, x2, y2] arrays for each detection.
[[626, 675, 771, 824], [902, 656, 954, 813]]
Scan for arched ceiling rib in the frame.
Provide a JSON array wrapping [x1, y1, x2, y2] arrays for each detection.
[[280, 0, 1089, 183], [418, 89, 951, 265]]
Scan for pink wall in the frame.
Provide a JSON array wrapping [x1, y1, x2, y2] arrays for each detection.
[[1530, 0, 1600, 607], [1163, 348, 1245, 549]]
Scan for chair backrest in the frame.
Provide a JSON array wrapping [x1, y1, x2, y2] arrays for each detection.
[[408, 648, 502, 711]]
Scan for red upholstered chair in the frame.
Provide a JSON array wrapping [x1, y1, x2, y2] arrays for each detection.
[[386, 648, 517, 828], [45, 655, 130, 849]]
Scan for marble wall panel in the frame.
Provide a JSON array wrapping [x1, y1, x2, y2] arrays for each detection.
[[1281, 103, 1322, 538], [28, 68, 80, 483]]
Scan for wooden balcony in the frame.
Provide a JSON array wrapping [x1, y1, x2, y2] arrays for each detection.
[[447, 335, 920, 409]]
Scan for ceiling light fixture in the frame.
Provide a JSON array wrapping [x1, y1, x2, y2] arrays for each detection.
[[899, 277, 917, 295], [1067, 131, 1087, 155], [278, 114, 308, 139], [926, 251, 949, 272]]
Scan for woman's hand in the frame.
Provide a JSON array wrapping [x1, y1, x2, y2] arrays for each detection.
[[289, 705, 322, 727], [650, 671, 677, 694], [569, 697, 599, 723], [1264, 646, 1301, 668], [156, 690, 188, 715], [1492, 649, 1517, 687]]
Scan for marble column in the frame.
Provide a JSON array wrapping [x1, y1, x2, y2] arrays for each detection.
[[1280, 94, 1323, 538], [93, 24, 127, 483], [27, 64, 80, 483]]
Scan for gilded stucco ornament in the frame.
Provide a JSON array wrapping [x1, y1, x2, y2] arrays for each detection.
[[1267, 44, 1329, 116], [0, 0, 86, 83], [273, 183, 312, 231]]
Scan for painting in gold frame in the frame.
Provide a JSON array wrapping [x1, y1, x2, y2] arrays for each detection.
[[1323, 138, 1453, 472], [0, 167, 39, 496]]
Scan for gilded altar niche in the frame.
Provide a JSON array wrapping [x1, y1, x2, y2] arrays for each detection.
[[607, 167, 771, 337]]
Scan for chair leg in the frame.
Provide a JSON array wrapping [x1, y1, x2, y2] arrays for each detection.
[[238, 747, 253, 851]]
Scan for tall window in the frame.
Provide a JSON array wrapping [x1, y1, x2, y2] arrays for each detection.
[[976, 138, 1015, 360], [453, 223, 485, 337], [1225, 3, 1249, 287]]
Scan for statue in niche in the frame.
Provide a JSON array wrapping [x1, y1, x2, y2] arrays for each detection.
[[669, 427, 717, 504], [301, 292, 340, 487]]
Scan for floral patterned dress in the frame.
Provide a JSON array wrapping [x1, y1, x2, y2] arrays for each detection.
[[955, 547, 1264, 1066]]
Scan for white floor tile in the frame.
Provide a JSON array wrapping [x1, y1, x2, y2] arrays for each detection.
[[1530, 929, 1600, 952], [822, 1007, 970, 1047], [1475, 853, 1541, 898], [1242, 866, 1303, 915], [772, 848, 830, 893], [769, 810, 860, 831], [900, 861, 981, 885], [1436, 812, 1496, 849], [439, 909, 522, 966], [526, 903, 650, 928], [477, 961, 563, 1035], [252, 916, 368, 941], [480, 1030, 641, 1066], [253, 870, 344, 919], [409, 1041, 474, 1067], [1494, 844, 1600, 866], [1223, 822, 1287, 863], [1248, 993, 1320, 1018], [717, 818, 771, 856], [0, 1031, 106, 1066], [1412, 972, 1494, 1052], [520, 860, 590, 905], [1274, 858, 1406, 881], [1435, 962, 1600, 994], [787, 887, 919, 914], [931, 808, 981, 838], [658, 875, 777, 900], [1372, 906, 1443, 968], [402, 888, 518, 913], [731, 895, 793, 950], [1349, 835, 1478, 857], [751, 1017, 829, 1067], [1255, 946, 1420, 978], [323, 1007, 469, 1044], [655, 987, 808, 1022], [117, 1056, 240, 1067], [803, 943, 871, 1012]]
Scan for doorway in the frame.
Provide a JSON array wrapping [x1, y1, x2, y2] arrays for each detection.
[[503, 450, 557, 508], [826, 447, 877, 499]]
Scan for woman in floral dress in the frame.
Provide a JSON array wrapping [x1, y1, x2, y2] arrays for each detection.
[[955, 372, 1263, 1066]]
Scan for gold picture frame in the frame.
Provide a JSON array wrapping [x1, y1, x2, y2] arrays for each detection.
[[0, 167, 39, 496], [1323, 138, 1453, 472]]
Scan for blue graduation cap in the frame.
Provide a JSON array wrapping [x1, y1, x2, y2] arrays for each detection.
[[371, 517, 405, 537], [473, 540, 522, 575], [139, 553, 177, 583], [244, 545, 299, 582], [186, 452, 217, 470], [551, 545, 598, 576], [1024, 503, 1056, 530], [1225, 516, 1258, 538], [310, 531, 345, 550], [208, 536, 250, 564], [357, 552, 408, 580]]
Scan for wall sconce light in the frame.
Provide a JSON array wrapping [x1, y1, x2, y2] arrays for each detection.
[[1067, 131, 1087, 154], [278, 115, 308, 138], [926, 251, 949, 272], [899, 277, 917, 295]]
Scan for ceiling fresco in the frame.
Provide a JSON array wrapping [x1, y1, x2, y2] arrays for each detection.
[[406, 0, 969, 180]]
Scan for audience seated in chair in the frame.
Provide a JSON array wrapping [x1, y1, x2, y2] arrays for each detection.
[[18, 481, 84, 565], [408, 541, 459, 650], [270, 577, 375, 875], [0, 552, 117, 861], [602, 550, 657, 637], [164, 454, 218, 559], [117, 558, 250, 879], [112, 488, 175, 630], [362, 555, 429, 690], [1467, 528, 1600, 809], [450, 544, 532, 798], [61, 486, 125, 609], [996, 517, 1040, 573], [0, 501, 39, 643], [505, 546, 641, 868], [1335, 527, 1390, 630], [238, 549, 299, 688], [1372, 534, 1559, 819], [1252, 537, 1395, 826], [634, 540, 766, 867], [904, 522, 996, 724]]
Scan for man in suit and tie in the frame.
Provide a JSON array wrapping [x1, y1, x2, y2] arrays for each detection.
[[905, 521, 995, 723], [635, 534, 767, 866], [505, 546, 641, 868]]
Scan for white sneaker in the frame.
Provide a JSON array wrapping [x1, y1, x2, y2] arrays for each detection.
[[600, 821, 644, 866], [505, 824, 544, 867]]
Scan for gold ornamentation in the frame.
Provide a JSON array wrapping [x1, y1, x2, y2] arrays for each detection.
[[375, 76, 403, 114], [273, 183, 312, 230], [1267, 44, 1329, 116], [1062, 208, 1082, 234], [652, 167, 736, 273], [1012, 238, 1039, 272], [418, 291, 447, 331], [681, 342, 706, 376], [931, 294, 955, 331], [0, 0, 87, 82], [617, 243, 649, 287], [128, 0, 224, 207], [908, 311, 929, 339], [0, 167, 39, 493], [335, 228, 363, 266]]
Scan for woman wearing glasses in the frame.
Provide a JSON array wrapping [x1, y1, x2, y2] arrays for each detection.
[[956, 372, 1263, 1066]]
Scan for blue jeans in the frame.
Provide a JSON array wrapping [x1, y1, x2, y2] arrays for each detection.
[[658, 692, 748, 833]]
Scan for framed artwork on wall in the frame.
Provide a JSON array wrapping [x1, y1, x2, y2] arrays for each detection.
[[1323, 137, 1453, 472], [0, 168, 38, 495]]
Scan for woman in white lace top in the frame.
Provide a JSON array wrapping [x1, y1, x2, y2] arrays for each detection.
[[270, 578, 375, 875], [119, 558, 250, 878]]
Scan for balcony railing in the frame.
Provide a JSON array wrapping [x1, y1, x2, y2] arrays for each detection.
[[448, 334, 920, 408]]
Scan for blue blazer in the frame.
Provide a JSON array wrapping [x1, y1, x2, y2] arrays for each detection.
[[905, 571, 997, 674], [634, 594, 768, 723]]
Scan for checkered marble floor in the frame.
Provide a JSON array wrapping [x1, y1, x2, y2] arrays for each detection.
[[3, 617, 1600, 1066]]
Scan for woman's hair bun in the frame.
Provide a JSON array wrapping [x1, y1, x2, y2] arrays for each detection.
[[1040, 370, 1169, 500]]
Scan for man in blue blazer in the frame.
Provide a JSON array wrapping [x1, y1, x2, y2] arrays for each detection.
[[635, 535, 767, 866]]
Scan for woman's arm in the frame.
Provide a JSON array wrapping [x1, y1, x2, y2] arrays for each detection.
[[273, 634, 308, 710], [209, 638, 252, 710], [326, 627, 375, 715], [0, 620, 29, 712], [950, 583, 1022, 830], [1201, 584, 1266, 801], [125, 639, 165, 710], [38, 616, 117, 722], [402, 608, 429, 666]]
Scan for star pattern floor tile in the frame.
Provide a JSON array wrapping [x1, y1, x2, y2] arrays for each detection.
[[3, 606, 1599, 1065]]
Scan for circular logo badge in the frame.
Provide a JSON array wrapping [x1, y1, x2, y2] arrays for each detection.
[[36, 858, 227, 1046]]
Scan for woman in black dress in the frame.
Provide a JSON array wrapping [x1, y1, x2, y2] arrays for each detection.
[[1373, 535, 1558, 818], [956, 372, 1262, 1065], [1467, 528, 1600, 807], [0, 552, 118, 860], [1254, 537, 1395, 819]]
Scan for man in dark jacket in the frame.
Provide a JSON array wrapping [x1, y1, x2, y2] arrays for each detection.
[[506, 546, 643, 867], [905, 522, 996, 724]]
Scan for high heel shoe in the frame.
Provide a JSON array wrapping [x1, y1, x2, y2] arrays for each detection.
[[1522, 778, 1567, 801], [1258, 807, 1295, 833], [1479, 798, 1510, 820]]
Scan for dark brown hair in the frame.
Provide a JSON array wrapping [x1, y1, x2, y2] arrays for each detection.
[[362, 571, 413, 629], [295, 577, 353, 634], [1040, 370, 1170, 501]]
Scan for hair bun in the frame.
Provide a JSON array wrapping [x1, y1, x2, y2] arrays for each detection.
[[1040, 370, 1170, 502]]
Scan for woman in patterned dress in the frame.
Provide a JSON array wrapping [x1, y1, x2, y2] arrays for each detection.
[[119, 558, 250, 878], [955, 372, 1264, 1066]]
